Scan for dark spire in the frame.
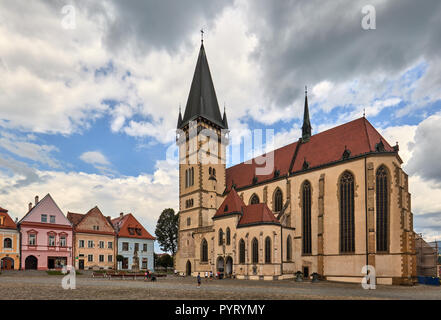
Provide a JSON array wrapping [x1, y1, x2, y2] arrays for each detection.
[[222, 104, 229, 129], [177, 105, 183, 128], [179, 42, 225, 129], [302, 86, 312, 142]]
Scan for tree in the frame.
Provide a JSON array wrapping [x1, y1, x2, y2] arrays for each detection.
[[158, 254, 174, 269], [155, 208, 178, 256]]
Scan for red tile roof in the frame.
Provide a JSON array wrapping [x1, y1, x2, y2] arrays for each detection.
[[238, 203, 280, 227], [213, 188, 245, 218], [111, 213, 155, 240], [0, 207, 17, 230], [226, 117, 396, 190], [67, 206, 115, 235]]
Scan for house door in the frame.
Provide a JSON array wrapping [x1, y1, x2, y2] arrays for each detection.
[[122, 257, 129, 269], [79, 259, 84, 270], [1, 257, 14, 270], [225, 256, 233, 276], [48, 258, 55, 269], [25, 255, 38, 270]]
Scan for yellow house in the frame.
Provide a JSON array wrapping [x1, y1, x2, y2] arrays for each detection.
[[67, 206, 116, 270], [0, 206, 20, 270]]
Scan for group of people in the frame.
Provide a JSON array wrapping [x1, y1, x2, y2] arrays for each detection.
[[196, 271, 225, 287]]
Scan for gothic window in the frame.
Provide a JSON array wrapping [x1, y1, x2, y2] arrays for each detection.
[[3, 238, 12, 249], [265, 237, 271, 263], [185, 169, 189, 188], [302, 181, 312, 254], [190, 167, 194, 186], [274, 188, 283, 212], [376, 166, 389, 252], [218, 228, 224, 245], [201, 238, 208, 262], [209, 167, 212, 175], [226, 227, 231, 245], [286, 235, 292, 261], [250, 194, 260, 205], [239, 239, 245, 264], [186, 217, 191, 226], [213, 168, 216, 177], [340, 171, 355, 253], [252, 237, 259, 264]]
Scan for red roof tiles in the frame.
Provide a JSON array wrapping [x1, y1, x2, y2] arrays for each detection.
[[226, 117, 395, 190], [112, 213, 155, 240], [0, 207, 17, 230], [238, 203, 280, 227], [213, 188, 245, 218]]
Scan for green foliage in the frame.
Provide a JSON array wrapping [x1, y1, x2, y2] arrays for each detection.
[[157, 253, 174, 268], [116, 255, 124, 262], [155, 208, 178, 255]]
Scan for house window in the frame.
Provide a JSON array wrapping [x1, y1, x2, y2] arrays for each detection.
[[218, 228, 224, 246], [88, 240, 94, 248], [143, 243, 147, 252], [99, 241, 104, 249], [135, 228, 142, 236], [302, 181, 312, 254], [239, 239, 245, 264], [41, 214, 47, 223], [142, 258, 148, 269], [134, 243, 139, 253], [50, 215, 56, 223], [108, 255, 113, 262], [274, 188, 283, 212], [250, 194, 259, 205], [187, 217, 191, 226], [128, 228, 135, 235], [201, 238, 208, 262], [79, 240, 84, 248], [340, 171, 355, 253], [226, 228, 231, 245], [265, 237, 271, 263], [122, 242, 129, 251], [108, 241, 113, 249], [252, 238, 259, 264], [376, 166, 389, 252], [286, 235, 292, 261], [60, 236, 67, 247], [93, 225, 100, 231], [99, 255, 104, 262], [29, 234, 36, 245], [88, 254, 93, 262], [3, 238, 12, 249], [48, 235, 55, 246]]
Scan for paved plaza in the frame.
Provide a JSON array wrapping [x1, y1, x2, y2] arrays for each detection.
[[0, 271, 440, 300]]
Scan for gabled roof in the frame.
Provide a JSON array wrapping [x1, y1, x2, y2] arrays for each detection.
[[67, 206, 115, 235], [179, 43, 226, 129], [238, 203, 280, 227], [226, 117, 396, 190], [111, 213, 155, 240], [18, 193, 72, 227], [213, 188, 245, 219], [0, 207, 17, 230]]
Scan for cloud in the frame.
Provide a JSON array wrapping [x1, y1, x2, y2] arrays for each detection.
[[80, 151, 110, 166]]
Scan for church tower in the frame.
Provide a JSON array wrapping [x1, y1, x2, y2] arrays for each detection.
[[175, 41, 229, 275]]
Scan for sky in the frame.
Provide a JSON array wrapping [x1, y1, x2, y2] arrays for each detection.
[[1, 0, 441, 251]]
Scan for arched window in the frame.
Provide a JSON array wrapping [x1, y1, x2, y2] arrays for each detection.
[[190, 167, 194, 186], [201, 238, 208, 262], [213, 168, 216, 177], [209, 167, 212, 175], [226, 228, 231, 245], [274, 188, 283, 212], [302, 181, 312, 254], [340, 171, 355, 253], [218, 228, 224, 246], [286, 235, 292, 261], [185, 169, 188, 188], [376, 166, 389, 252], [239, 239, 245, 263], [3, 238, 12, 249], [252, 238, 259, 263], [250, 194, 260, 205], [265, 237, 271, 263]]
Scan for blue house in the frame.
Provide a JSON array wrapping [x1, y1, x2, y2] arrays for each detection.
[[112, 213, 155, 271]]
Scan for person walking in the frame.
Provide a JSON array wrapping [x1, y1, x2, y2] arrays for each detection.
[[205, 271, 208, 281], [197, 273, 201, 288]]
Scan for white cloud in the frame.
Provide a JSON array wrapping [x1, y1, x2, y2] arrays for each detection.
[[79, 151, 110, 166]]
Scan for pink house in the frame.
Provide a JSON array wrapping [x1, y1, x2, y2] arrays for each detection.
[[18, 194, 73, 270]]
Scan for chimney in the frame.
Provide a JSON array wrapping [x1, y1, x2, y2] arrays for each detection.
[[35, 195, 39, 206], [15, 217, 18, 223], [28, 202, 33, 211], [120, 212, 123, 218]]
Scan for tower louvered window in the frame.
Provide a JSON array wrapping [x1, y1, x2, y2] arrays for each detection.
[[274, 188, 283, 212], [376, 166, 389, 252], [340, 171, 355, 253], [302, 181, 312, 254]]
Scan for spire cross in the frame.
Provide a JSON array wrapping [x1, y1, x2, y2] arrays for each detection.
[[305, 85, 307, 95], [200, 29, 204, 43]]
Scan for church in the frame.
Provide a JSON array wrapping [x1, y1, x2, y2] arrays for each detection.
[[174, 40, 417, 285]]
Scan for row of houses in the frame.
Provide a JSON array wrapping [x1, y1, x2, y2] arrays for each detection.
[[0, 194, 155, 271]]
